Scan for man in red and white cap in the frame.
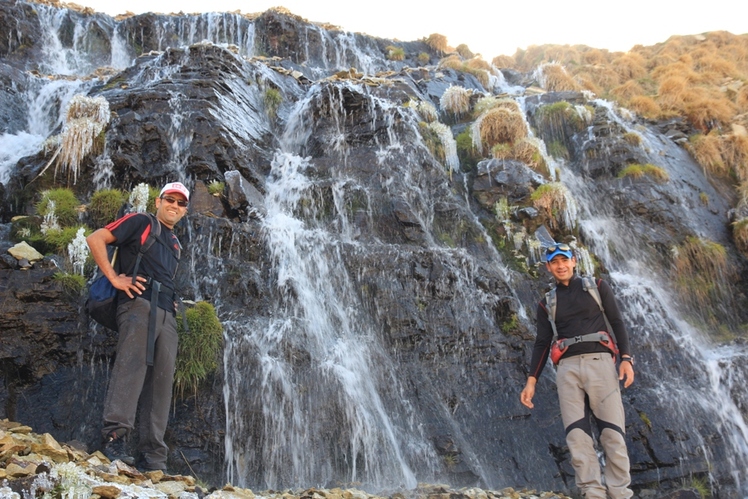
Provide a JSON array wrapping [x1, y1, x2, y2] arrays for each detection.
[[87, 181, 190, 473]]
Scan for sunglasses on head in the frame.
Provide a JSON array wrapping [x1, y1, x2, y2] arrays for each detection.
[[160, 195, 188, 208], [546, 243, 572, 255]]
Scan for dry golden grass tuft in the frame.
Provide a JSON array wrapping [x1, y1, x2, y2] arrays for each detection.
[[479, 107, 527, 150], [492, 55, 515, 68], [737, 86, 748, 111], [456, 44, 474, 59], [687, 133, 727, 176], [611, 80, 646, 101], [733, 218, 748, 254], [721, 134, 748, 181], [466, 57, 491, 71], [425, 33, 448, 53], [627, 95, 662, 118], [611, 53, 648, 80], [537, 63, 581, 92], [440, 85, 471, 117], [492, 32, 748, 189]]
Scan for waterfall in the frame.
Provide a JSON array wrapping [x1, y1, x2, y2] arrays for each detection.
[[0, 77, 89, 184]]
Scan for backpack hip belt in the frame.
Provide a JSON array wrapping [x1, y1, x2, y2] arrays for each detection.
[[550, 331, 619, 365], [545, 276, 620, 366]]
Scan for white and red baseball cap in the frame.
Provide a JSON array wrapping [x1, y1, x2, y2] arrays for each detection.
[[159, 182, 190, 200]]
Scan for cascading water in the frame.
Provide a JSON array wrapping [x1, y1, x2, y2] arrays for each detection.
[[221, 84, 443, 490]]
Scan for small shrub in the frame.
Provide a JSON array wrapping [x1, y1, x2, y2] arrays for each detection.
[[53, 272, 86, 298], [418, 122, 445, 165], [36, 188, 81, 228], [418, 52, 430, 65], [530, 182, 575, 230], [174, 301, 224, 399], [456, 128, 480, 171], [207, 180, 225, 196], [425, 33, 448, 53], [386, 45, 405, 61], [264, 88, 282, 118], [88, 189, 126, 228], [44, 225, 91, 253], [547, 140, 569, 159]]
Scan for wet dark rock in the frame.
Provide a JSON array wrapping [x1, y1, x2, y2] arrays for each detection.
[[471, 159, 544, 209]]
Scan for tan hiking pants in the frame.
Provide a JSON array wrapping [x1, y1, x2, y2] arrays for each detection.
[[557, 352, 633, 499]]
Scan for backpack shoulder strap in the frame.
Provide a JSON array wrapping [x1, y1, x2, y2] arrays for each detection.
[[544, 287, 559, 342], [582, 276, 617, 345], [130, 213, 161, 285]]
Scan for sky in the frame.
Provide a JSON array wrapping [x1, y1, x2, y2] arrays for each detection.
[[72, 0, 748, 60]]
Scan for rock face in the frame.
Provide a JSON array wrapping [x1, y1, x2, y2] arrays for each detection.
[[2, 1, 748, 497]]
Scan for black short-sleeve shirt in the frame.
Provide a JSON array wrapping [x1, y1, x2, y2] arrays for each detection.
[[105, 213, 181, 313]]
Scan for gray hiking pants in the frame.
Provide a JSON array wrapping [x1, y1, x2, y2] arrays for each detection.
[[557, 352, 633, 499], [102, 297, 178, 470]]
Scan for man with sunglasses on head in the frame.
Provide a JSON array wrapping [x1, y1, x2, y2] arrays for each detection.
[[520, 243, 635, 499], [86, 181, 189, 473]]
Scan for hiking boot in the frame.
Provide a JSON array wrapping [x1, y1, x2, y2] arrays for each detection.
[[101, 431, 135, 466]]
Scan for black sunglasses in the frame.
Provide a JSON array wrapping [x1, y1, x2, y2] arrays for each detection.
[[546, 243, 572, 255], [160, 195, 188, 208]]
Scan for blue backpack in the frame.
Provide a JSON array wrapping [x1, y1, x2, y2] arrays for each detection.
[[86, 213, 161, 331]]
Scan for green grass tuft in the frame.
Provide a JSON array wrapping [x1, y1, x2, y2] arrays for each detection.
[[174, 301, 224, 399]]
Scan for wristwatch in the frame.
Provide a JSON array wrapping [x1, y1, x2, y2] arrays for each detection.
[[621, 355, 634, 366]]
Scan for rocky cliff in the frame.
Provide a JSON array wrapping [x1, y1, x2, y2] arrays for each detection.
[[2, 1, 748, 497]]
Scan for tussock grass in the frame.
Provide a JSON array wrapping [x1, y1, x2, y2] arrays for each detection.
[[174, 301, 224, 399], [627, 95, 662, 118], [672, 236, 734, 314], [536, 63, 580, 92], [37, 188, 81, 228], [617, 163, 669, 182], [737, 86, 748, 111], [733, 218, 748, 254], [440, 85, 471, 117], [386, 45, 405, 61], [56, 95, 110, 184], [492, 55, 515, 68], [88, 189, 127, 228], [504, 32, 748, 135], [687, 132, 731, 177], [473, 96, 520, 118], [456, 44, 474, 59], [478, 107, 527, 151], [425, 33, 448, 53], [531, 182, 573, 229], [721, 134, 748, 181]]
